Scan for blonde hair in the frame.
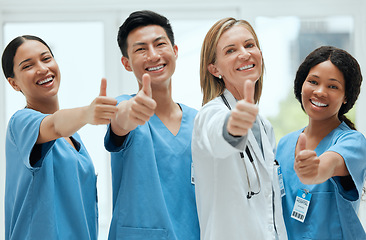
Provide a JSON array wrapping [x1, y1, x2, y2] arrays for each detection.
[[200, 18, 264, 105]]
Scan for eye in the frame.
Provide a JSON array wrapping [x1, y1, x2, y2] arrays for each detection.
[[245, 43, 255, 48], [157, 42, 166, 47], [307, 79, 318, 85], [226, 49, 235, 54], [329, 85, 339, 89], [43, 56, 53, 62], [135, 47, 145, 52], [22, 64, 32, 70]]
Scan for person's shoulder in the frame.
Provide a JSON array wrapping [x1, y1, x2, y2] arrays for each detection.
[[278, 128, 304, 145], [333, 122, 366, 143], [10, 108, 44, 124], [179, 103, 198, 114], [200, 96, 225, 111]]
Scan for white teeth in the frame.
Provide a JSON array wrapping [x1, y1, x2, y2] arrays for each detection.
[[311, 100, 327, 107], [147, 65, 164, 71], [238, 64, 254, 71], [37, 77, 53, 85]]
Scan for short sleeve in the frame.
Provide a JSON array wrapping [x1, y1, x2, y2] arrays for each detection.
[[7, 109, 49, 169], [329, 130, 366, 200]]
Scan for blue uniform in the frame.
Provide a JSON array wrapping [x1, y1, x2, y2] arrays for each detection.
[[276, 122, 366, 240], [105, 94, 200, 240], [5, 109, 98, 240]]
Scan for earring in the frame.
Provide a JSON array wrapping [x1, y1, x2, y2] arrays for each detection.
[[218, 75, 222, 79]]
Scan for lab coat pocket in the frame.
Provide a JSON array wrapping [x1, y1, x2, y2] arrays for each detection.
[[117, 226, 168, 239]]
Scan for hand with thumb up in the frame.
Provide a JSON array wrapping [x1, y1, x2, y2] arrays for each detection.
[[294, 133, 320, 184], [129, 73, 157, 124], [87, 78, 118, 125], [111, 73, 157, 136], [227, 80, 259, 137]]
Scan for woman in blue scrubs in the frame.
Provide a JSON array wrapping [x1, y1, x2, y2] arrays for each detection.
[[2, 35, 118, 239], [276, 46, 366, 239]]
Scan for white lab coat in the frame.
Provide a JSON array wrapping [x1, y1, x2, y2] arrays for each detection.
[[192, 89, 287, 240]]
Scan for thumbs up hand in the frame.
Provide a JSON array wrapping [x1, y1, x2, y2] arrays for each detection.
[[129, 73, 157, 124], [294, 133, 320, 184], [110, 74, 157, 136], [87, 78, 118, 125], [227, 80, 259, 136]]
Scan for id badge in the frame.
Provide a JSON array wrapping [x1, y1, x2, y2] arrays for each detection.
[[291, 189, 312, 223], [277, 165, 285, 197]]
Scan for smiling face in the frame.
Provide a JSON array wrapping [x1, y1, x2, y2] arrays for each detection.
[[208, 25, 262, 100], [301, 60, 346, 124], [121, 25, 178, 89], [8, 39, 60, 108]]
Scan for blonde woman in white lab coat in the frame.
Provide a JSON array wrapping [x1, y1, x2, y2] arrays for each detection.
[[192, 18, 288, 240]]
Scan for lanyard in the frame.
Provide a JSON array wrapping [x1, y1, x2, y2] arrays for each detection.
[[220, 94, 261, 199]]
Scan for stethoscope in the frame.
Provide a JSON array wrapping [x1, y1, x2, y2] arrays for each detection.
[[220, 94, 261, 199]]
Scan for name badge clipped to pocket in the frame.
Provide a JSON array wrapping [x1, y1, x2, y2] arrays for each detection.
[[274, 160, 285, 197], [291, 189, 312, 223], [277, 165, 285, 197]]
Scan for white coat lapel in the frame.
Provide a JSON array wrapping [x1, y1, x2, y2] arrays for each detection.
[[246, 117, 274, 176]]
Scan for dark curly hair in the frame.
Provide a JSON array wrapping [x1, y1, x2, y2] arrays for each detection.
[[294, 46, 362, 130]]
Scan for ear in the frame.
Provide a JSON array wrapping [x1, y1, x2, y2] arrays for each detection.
[[173, 45, 178, 59], [7, 77, 21, 92], [207, 63, 220, 78], [121, 56, 133, 72]]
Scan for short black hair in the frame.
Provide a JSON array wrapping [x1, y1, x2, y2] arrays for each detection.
[[2, 35, 53, 79], [117, 10, 175, 58], [294, 46, 362, 129]]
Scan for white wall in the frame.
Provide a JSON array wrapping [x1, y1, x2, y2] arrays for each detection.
[[1, 1, 366, 239]]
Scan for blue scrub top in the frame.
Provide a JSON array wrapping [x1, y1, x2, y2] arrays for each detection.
[[5, 109, 98, 240], [276, 122, 366, 240], [105, 94, 200, 240]]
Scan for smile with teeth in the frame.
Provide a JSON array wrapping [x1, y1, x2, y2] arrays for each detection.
[[37, 76, 53, 85], [147, 65, 165, 71], [311, 99, 328, 107], [238, 64, 254, 71]]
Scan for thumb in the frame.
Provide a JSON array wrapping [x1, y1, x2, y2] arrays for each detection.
[[99, 78, 107, 96], [297, 133, 307, 152], [243, 80, 255, 103], [142, 73, 152, 98]]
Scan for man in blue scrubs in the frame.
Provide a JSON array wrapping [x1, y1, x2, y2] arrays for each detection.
[[104, 10, 200, 240]]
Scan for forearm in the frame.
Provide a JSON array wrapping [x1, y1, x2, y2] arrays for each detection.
[[37, 106, 89, 144], [53, 107, 89, 136], [298, 152, 349, 185]]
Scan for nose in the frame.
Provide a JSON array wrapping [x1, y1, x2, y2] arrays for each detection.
[[146, 47, 160, 62], [313, 85, 327, 97], [36, 62, 48, 75], [238, 47, 250, 60]]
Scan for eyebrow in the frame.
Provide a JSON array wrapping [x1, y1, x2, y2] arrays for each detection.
[[18, 51, 50, 67], [132, 36, 167, 47], [222, 38, 254, 51]]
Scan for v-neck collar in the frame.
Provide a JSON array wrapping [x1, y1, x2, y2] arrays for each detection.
[[150, 103, 184, 138]]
